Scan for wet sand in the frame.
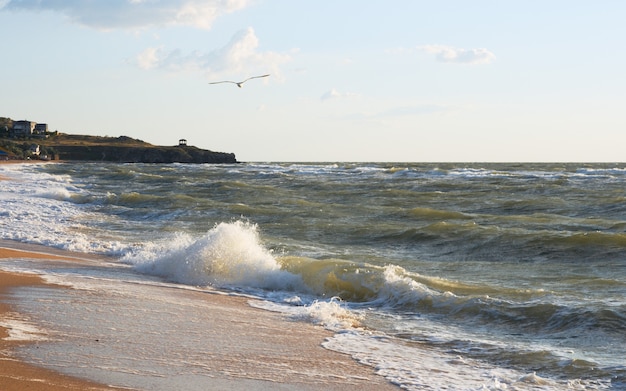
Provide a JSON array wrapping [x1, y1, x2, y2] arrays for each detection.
[[0, 242, 398, 390], [0, 248, 118, 390]]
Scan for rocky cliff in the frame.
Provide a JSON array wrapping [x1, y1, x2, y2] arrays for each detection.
[[35, 134, 237, 164], [54, 144, 236, 163]]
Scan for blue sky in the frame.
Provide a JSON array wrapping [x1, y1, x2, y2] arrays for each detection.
[[1, 1, 625, 162]]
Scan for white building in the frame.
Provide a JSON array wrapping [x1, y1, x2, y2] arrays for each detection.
[[12, 120, 36, 137], [29, 144, 40, 156]]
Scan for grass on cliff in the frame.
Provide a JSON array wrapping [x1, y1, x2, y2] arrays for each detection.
[[39, 134, 154, 147]]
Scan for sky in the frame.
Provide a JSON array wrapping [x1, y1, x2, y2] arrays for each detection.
[[1, 1, 625, 162]]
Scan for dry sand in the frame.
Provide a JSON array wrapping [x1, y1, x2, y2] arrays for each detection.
[[0, 243, 398, 390]]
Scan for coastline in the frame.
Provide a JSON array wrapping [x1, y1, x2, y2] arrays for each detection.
[[0, 241, 398, 390], [0, 159, 58, 181], [0, 159, 57, 164]]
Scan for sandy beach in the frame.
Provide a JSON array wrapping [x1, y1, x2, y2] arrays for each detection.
[[0, 241, 398, 390], [0, 247, 118, 390]]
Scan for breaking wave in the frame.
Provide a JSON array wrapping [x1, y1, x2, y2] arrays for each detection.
[[123, 221, 303, 290]]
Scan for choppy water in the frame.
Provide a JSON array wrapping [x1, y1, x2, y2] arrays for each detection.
[[1, 162, 625, 390]]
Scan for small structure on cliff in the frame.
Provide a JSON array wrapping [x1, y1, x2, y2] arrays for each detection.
[[11, 120, 36, 137], [178, 139, 187, 146]]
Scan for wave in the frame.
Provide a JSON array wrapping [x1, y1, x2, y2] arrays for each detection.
[[104, 191, 165, 206], [122, 221, 303, 290], [555, 231, 626, 247], [121, 221, 626, 344], [34, 187, 75, 202], [408, 207, 473, 220]]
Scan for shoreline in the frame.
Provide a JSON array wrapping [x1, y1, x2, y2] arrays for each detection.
[[0, 247, 119, 390], [0, 240, 398, 390], [0, 159, 58, 164], [0, 159, 59, 181]]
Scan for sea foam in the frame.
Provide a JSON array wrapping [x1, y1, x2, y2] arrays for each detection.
[[0, 316, 49, 342], [124, 221, 303, 290]]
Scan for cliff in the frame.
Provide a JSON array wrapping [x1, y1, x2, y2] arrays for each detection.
[[53, 144, 236, 164], [5, 133, 237, 164]]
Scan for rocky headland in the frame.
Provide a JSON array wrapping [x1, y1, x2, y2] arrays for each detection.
[[50, 135, 237, 164], [0, 131, 237, 164]]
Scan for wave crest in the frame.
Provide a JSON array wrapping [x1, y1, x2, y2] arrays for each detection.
[[124, 221, 302, 290]]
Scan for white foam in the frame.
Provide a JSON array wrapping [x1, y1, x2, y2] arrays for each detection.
[[0, 165, 126, 254], [376, 265, 438, 304], [125, 221, 303, 290], [301, 299, 363, 329], [322, 331, 588, 391], [34, 186, 75, 201], [0, 316, 49, 342], [250, 298, 362, 330]]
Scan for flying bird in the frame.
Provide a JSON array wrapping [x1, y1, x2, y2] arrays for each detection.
[[209, 74, 270, 88]]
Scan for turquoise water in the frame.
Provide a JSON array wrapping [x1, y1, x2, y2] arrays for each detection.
[[1, 162, 625, 389]]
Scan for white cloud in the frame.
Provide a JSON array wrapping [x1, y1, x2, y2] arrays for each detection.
[[2, 0, 251, 30], [321, 88, 359, 101], [419, 45, 496, 65], [134, 27, 291, 77], [136, 46, 162, 70]]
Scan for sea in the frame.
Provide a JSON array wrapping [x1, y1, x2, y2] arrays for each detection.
[[1, 162, 625, 390]]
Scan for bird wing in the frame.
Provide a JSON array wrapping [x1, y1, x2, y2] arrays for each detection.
[[241, 74, 271, 83], [208, 74, 270, 86]]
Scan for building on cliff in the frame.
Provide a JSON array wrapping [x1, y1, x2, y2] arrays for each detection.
[[11, 120, 36, 137], [34, 123, 48, 135], [9, 120, 49, 138]]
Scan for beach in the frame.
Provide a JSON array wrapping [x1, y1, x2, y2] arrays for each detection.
[[0, 241, 398, 390], [0, 247, 117, 390]]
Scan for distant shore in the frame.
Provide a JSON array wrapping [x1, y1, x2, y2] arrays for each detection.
[[0, 159, 57, 164], [1, 131, 237, 163]]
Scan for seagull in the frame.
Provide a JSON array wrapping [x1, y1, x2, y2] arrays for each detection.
[[209, 74, 270, 88]]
